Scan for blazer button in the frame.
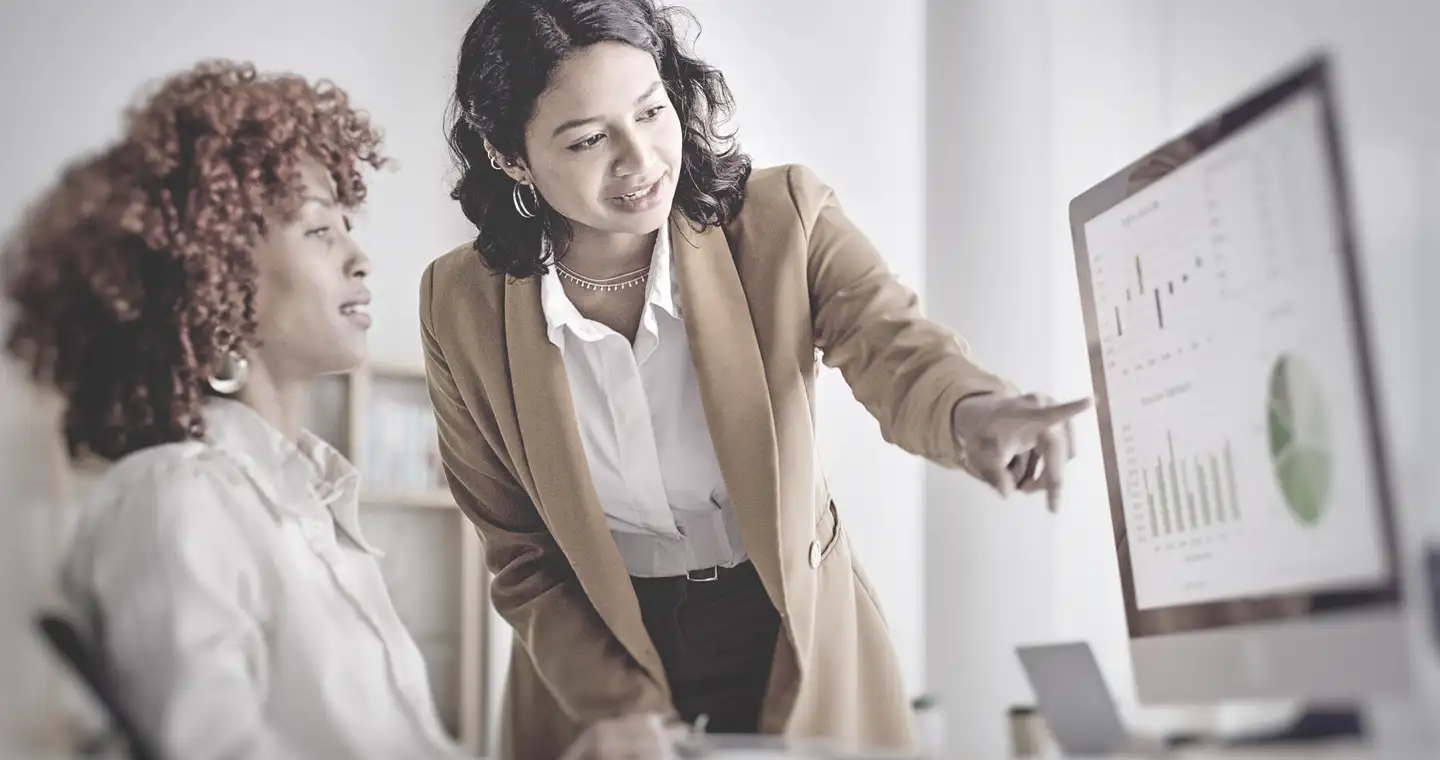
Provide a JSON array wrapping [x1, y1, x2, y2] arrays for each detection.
[[808, 540, 823, 569]]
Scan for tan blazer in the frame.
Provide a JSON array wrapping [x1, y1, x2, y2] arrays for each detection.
[[419, 164, 1013, 759]]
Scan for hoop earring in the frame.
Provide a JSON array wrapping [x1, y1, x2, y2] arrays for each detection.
[[207, 349, 250, 395], [489, 153, 503, 171], [512, 181, 539, 219]]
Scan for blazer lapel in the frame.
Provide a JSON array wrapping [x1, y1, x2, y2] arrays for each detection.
[[503, 276, 665, 685], [670, 218, 787, 607]]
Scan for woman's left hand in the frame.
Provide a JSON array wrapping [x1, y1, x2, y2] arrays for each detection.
[[951, 392, 1093, 512]]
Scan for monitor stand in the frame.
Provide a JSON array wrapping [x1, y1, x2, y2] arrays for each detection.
[[1202, 698, 1431, 760], [1354, 542, 1440, 760], [1020, 648, 1438, 759], [1165, 696, 1432, 759]]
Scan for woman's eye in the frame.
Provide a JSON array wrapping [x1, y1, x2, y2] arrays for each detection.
[[569, 133, 605, 152], [640, 105, 666, 121], [306, 226, 331, 239]]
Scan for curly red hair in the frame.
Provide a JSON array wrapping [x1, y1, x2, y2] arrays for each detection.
[[3, 59, 387, 462]]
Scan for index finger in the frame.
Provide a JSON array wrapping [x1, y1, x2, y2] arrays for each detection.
[[1040, 425, 1068, 513], [1023, 396, 1093, 426]]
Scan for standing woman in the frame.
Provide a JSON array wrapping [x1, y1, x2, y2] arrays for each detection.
[[421, 1, 1091, 758]]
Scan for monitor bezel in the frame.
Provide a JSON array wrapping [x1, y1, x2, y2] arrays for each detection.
[[1068, 52, 1405, 640]]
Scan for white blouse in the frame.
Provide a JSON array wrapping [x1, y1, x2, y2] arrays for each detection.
[[60, 397, 470, 760], [540, 226, 748, 578]]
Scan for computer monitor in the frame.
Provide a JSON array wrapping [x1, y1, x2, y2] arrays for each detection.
[[1068, 53, 1411, 706]]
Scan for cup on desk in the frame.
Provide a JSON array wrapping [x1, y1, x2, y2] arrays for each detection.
[[1008, 705, 1055, 758], [910, 695, 944, 757]]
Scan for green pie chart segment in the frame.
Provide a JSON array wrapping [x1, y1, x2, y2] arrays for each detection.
[[1266, 354, 1332, 526]]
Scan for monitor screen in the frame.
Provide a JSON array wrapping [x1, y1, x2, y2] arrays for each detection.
[[1070, 57, 1403, 638]]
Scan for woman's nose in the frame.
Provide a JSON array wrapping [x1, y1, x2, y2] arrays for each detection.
[[612, 130, 652, 177], [347, 241, 371, 279]]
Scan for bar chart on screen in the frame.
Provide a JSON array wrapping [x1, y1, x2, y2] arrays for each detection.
[[1126, 428, 1242, 541]]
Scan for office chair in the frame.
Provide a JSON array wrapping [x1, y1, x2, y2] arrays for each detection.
[[34, 613, 161, 760]]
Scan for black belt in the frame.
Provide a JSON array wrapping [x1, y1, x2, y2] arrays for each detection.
[[631, 560, 753, 588]]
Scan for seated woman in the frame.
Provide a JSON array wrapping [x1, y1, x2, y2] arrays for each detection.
[[3, 59, 676, 760]]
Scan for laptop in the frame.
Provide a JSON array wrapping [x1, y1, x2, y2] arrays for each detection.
[[1015, 641, 1146, 757]]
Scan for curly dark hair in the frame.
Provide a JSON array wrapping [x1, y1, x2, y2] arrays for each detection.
[[2, 59, 387, 462], [447, 0, 752, 279]]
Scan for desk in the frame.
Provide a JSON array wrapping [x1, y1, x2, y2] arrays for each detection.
[[1137, 744, 1369, 759], [1035, 739, 1423, 760], [688, 743, 1380, 760]]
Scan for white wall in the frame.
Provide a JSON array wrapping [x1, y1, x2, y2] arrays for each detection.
[[0, 2, 477, 755], [924, 2, 1069, 755], [927, 0, 1439, 757]]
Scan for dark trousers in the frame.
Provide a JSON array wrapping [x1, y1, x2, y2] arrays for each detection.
[[630, 561, 781, 734]]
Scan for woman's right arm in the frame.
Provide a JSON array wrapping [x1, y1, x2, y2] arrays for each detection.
[[418, 262, 673, 724], [75, 456, 299, 759]]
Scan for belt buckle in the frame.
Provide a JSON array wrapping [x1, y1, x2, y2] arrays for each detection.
[[686, 565, 719, 583]]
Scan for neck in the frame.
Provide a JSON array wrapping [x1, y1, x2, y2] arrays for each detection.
[[560, 225, 657, 279], [234, 362, 312, 442]]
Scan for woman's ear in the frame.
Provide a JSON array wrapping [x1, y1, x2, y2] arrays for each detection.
[[482, 138, 530, 184]]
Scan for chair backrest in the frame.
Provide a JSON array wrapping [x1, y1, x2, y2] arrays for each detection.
[[34, 612, 161, 760]]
